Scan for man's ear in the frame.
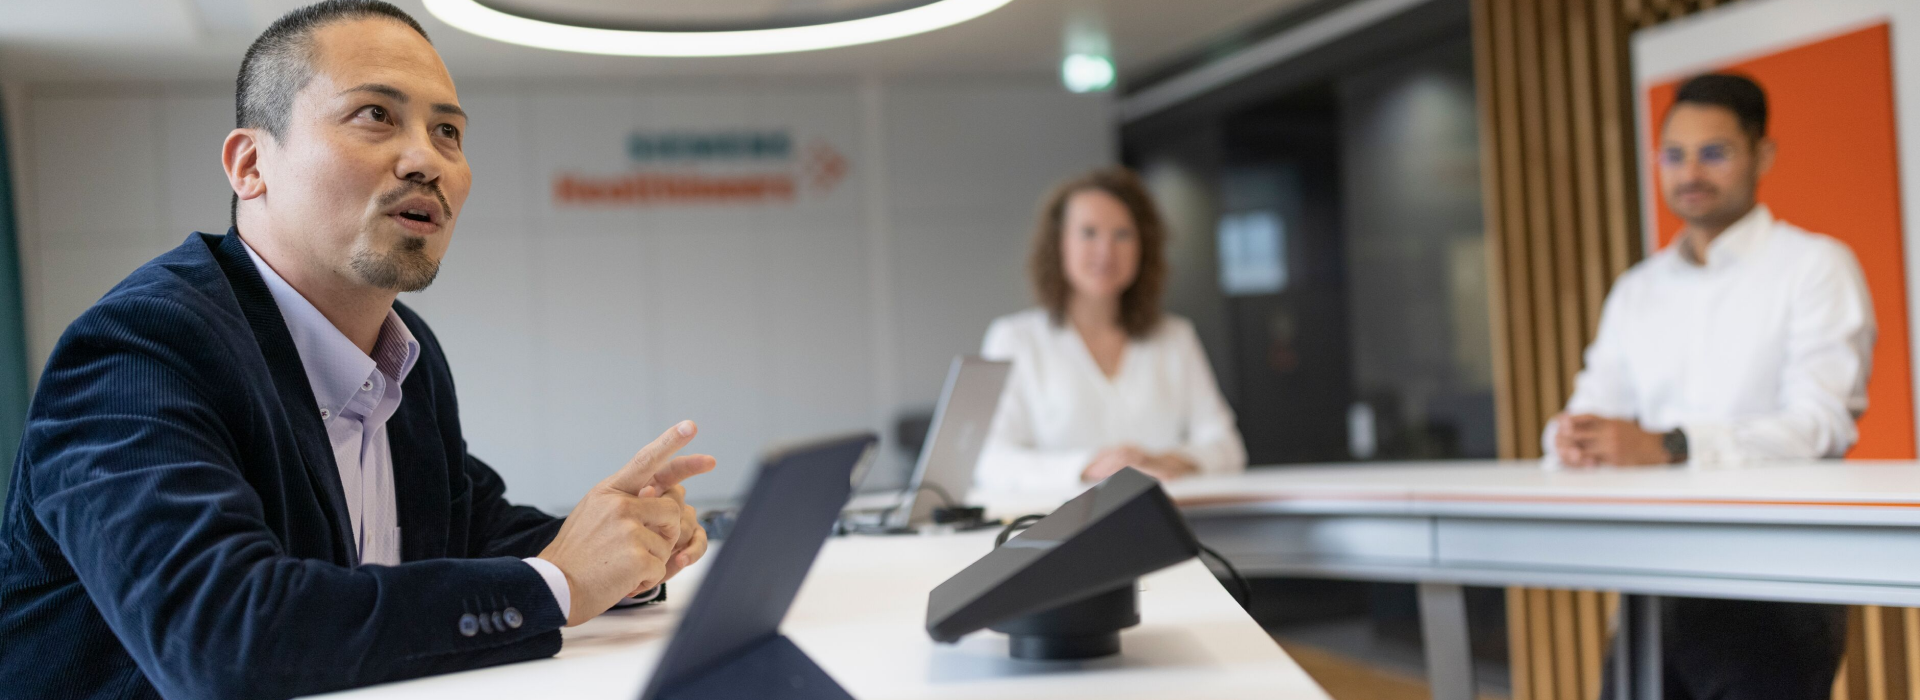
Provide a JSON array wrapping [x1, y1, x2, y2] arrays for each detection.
[[1753, 135, 1777, 178], [222, 128, 268, 203]]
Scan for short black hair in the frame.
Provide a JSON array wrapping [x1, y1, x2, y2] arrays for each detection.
[[231, 0, 431, 227], [1668, 73, 1768, 142]]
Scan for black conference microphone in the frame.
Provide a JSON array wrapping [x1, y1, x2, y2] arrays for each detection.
[[924, 467, 1202, 660]]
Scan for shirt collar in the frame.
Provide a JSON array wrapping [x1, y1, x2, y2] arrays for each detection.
[[238, 236, 421, 418], [1686, 203, 1773, 268]]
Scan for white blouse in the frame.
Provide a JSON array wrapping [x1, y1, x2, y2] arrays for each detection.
[[976, 308, 1248, 493]]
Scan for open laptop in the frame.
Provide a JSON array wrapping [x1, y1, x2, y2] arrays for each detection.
[[844, 356, 1011, 530], [637, 432, 879, 700]]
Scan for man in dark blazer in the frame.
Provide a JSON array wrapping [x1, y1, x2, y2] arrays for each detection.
[[0, 2, 714, 698]]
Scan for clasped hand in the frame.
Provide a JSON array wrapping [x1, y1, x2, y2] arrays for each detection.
[[537, 420, 715, 626], [1552, 414, 1674, 467], [1080, 443, 1199, 483]]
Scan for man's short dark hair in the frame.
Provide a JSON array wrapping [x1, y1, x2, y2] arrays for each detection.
[[1668, 73, 1768, 142], [230, 0, 430, 227]]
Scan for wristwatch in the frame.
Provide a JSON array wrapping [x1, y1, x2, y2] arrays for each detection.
[[1662, 428, 1689, 464]]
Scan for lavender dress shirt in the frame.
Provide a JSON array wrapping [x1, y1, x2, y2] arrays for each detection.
[[239, 238, 576, 618]]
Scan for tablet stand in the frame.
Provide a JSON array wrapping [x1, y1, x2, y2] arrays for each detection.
[[657, 634, 853, 700]]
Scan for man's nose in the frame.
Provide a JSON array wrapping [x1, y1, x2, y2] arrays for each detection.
[[394, 130, 444, 185], [1685, 150, 1719, 180]]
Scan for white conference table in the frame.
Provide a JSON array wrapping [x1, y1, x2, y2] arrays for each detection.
[[309, 530, 1329, 700], [975, 459, 1920, 700]]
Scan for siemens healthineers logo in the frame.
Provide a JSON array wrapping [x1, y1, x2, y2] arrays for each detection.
[[553, 130, 848, 207]]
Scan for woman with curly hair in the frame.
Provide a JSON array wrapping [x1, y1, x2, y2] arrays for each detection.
[[977, 167, 1247, 493]]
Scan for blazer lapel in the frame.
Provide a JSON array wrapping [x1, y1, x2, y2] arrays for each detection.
[[206, 230, 358, 564], [385, 386, 450, 561]]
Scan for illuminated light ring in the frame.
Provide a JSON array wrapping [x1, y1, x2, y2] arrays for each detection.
[[423, 0, 1018, 57]]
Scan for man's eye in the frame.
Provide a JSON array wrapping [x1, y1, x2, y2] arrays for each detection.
[[1659, 148, 1686, 166], [360, 105, 389, 122], [437, 124, 460, 140], [1699, 145, 1730, 165]]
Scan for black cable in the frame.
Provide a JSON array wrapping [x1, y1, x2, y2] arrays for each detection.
[[918, 483, 958, 509], [874, 482, 962, 526], [994, 514, 1047, 546], [1197, 543, 1253, 610]]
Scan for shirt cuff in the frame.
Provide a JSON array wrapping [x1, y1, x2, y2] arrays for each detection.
[[522, 557, 570, 621], [1680, 421, 1740, 470]]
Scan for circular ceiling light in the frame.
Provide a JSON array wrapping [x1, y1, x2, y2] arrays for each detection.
[[422, 0, 1018, 57]]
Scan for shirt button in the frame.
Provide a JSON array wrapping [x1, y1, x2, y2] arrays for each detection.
[[503, 607, 523, 629], [458, 613, 478, 637], [319, 407, 332, 420], [361, 381, 373, 392]]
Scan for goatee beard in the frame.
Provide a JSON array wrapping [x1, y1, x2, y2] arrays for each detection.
[[351, 236, 439, 292]]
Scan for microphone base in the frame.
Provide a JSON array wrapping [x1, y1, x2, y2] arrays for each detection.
[[990, 583, 1139, 660]]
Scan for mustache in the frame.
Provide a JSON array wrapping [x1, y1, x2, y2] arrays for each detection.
[[1674, 182, 1719, 196], [376, 180, 452, 219]]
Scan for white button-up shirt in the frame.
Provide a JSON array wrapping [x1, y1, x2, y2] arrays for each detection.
[[978, 309, 1247, 492], [240, 238, 578, 616], [1547, 205, 1876, 468]]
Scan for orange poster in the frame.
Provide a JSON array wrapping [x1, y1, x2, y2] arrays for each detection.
[[1644, 24, 1913, 458]]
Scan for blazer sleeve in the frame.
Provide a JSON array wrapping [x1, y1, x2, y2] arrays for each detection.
[[25, 295, 566, 700], [463, 449, 565, 559]]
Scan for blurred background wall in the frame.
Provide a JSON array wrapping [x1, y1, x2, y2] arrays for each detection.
[[6, 78, 1110, 507]]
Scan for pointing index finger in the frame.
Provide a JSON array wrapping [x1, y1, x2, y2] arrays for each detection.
[[604, 420, 697, 495]]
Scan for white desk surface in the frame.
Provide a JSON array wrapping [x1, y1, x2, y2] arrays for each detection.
[[979, 460, 1920, 526], [311, 531, 1327, 700]]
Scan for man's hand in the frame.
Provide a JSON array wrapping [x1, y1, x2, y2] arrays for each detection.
[[628, 447, 713, 588], [633, 480, 709, 595], [538, 420, 712, 626], [1555, 414, 1674, 467]]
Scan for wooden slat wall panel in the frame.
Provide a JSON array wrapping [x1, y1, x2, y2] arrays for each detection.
[[1467, 0, 1913, 698], [1509, 587, 1534, 700], [1473, 0, 1520, 459], [1476, 0, 1651, 462], [1576, 591, 1607, 700]]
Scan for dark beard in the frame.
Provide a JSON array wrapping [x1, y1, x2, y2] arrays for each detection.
[[351, 236, 439, 292]]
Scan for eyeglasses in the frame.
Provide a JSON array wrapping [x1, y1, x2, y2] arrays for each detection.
[[1658, 144, 1734, 168]]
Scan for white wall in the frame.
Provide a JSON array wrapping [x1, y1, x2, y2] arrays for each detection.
[[11, 77, 1113, 509]]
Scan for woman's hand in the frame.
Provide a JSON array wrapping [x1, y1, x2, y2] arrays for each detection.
[[1135, 452, 1200, 480], [1081, 445, 1147, 482], [1081, 445, 1199, 482]]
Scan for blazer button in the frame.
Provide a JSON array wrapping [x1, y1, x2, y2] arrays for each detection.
[[503, 607, 523, 629], [479, 612, 496, 634], [492, 611, 505, 632], [458, 614, 479, 637]]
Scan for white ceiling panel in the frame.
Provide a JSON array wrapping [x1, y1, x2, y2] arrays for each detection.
[[0, 0, 1312, 83]]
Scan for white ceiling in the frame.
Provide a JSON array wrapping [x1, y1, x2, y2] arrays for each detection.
[[0, 0, 1312, 84]]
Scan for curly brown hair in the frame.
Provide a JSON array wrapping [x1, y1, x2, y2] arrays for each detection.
[[1028, 166, 1169, 338]]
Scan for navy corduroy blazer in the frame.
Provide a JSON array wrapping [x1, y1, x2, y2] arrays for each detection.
[[0, 231, 569, 699]]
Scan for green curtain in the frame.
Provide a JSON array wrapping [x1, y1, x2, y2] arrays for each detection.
[[0, 97, 29, 501]]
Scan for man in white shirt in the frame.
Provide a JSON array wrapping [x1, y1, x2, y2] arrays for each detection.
[[1547, 81, 1873, 471], [1551, 74, 1865, 699]]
